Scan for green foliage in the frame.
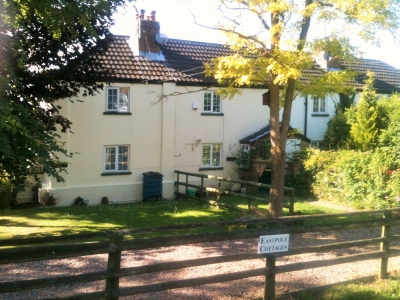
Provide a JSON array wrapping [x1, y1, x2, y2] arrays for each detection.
[[308, 92, 400, 209], [0, 199, 243, 239], [0, 178, 15, 209], [43, 193, 60, 206], [283, 150, 315, 198], [324, 111, 351, 149], [0, 0, 131, 192], [284, 165, 315, 198], [347, 72, 380, 150], [203, 0, 400, 217], [294, 271, 400, 300], [233, 141, 271, 178], [305, 147, 400, 209], [324, 93, 355, 149]]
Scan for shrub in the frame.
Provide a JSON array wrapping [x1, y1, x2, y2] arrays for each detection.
[[0, 179, 15, 209], [305, 148, 400, 209], [44, 193, 60, 206], [284, 166, 315, 198]]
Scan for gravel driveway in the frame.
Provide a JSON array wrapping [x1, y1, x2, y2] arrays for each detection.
[[1, 213, 399, 299]]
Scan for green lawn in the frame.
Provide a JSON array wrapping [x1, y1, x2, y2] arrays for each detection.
[[0, 197, 347, 240], [0, 198, 244, 239], [286, 271, 400, 300]]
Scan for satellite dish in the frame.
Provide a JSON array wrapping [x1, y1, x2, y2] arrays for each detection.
[[155, 33, 169, 45]]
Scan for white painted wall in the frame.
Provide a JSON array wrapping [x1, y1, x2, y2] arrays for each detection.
[[29, 79, 365, 206], [37, 82, 272, 206]]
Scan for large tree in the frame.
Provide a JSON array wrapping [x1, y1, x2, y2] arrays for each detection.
[[203, 0, 400, 217], [0, 0, 131, 194]]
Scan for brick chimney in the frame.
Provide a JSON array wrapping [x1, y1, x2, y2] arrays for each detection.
[[138, 10, 162, 55]]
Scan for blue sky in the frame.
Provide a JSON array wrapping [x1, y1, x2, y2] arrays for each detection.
[[111, 0, 400, 69]]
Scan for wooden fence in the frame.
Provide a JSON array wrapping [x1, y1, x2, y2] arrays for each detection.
[[174, 170, 295, 214], [1, 208, 400, 299]]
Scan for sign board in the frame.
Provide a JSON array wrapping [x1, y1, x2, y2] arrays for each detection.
[[258, 234, 289, 254]]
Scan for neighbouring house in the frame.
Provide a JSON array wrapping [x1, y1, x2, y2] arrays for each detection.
[[18, 10, 400, 205]]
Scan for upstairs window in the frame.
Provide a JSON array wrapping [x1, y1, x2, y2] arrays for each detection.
[[313, 96, 326, 113], [201, 144, 221, 167], [106, 87, 129, 112], [203, 92, 221, 113]]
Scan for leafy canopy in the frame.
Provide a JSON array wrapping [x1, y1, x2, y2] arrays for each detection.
[[205, 0, 399, 98], [0, 0, 132, 193], [201, 0, 400, 216]]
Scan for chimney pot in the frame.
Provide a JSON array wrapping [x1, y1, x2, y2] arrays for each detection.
[[150, 10, 156, 21]]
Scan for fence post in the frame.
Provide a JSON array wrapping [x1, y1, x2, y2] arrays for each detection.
[[264, 255, 276, 300], [175, 172, 179, 199], [185, 174, 188, 195], [216, 179, 222, 206], [201, 177, 204, 198], [380, 210, 392, 279], [289, 189, 295, 215], [105, 233, 124, 300]]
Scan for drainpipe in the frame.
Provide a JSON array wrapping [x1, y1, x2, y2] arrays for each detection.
[[304, 95, 308, 136]]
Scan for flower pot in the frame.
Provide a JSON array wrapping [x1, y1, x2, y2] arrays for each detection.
[[286, 161, 302, 177]]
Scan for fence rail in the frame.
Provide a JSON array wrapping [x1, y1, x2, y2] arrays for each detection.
[[174, 170, 295, 214], [1, 208, 400, 299]]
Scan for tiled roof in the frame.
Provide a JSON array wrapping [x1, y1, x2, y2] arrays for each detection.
[[240, 125, 310, 144], [99, 35, 197, 83], [100, 35, 400, 92], [339, 59, 400, 93], [160, 39, 234, 83]]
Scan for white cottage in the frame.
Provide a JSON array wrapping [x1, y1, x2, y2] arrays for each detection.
[[19, 10, 400, 205]]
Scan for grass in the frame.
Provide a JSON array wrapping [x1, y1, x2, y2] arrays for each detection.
[[0, 196, 349, 240], [0, 198, 242, 240], [285, 271, 400, 300], [214, 194, 346, 215]]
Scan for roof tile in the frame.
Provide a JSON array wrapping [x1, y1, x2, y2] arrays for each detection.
[[100, 35, 400, 92]]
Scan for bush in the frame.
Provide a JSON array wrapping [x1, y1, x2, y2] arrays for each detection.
[[284, 166, 315, 198], [305, 91, 400, 209], [0, 179, 15, 209], [305, 148, 400, 209], [44, 193, 60, 206]]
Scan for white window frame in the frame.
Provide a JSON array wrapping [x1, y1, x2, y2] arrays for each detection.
[[106, 87, 130, 112], [313, 96, 326, 113], [240, 144, 250, 152], [201, 144, 222, 167], [203, 92, 221, 113], [238, 144, 250, 168], [104, 145, 129, 172], [310, 140, 321, 148]]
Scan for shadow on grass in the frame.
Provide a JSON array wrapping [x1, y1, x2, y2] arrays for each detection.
[[0, 198, 243, 240]]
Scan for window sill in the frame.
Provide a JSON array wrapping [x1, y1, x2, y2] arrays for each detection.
[[199, 167, 223, 171], [201, 113, 224, 116], [311, 113, 329, 117], [101, 172, 132, 176], [103, 111, 132, 115]]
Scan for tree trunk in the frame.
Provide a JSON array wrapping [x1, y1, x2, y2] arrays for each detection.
[[268, 2, 311, 217], [268, 78, 285, 217], [268, 78, 296, 217]]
